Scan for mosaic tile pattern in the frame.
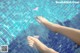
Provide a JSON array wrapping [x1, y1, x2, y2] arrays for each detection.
[[0, 0, 80, 53], [8, 14, 80, 53]]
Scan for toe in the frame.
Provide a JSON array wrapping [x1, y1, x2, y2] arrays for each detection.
[[33, 36, 39, 39], [27, 36, 34, 45], [27, 36, 31, 40]]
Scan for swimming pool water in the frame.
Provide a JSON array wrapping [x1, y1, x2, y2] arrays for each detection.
[[0, 0, 80, 53]]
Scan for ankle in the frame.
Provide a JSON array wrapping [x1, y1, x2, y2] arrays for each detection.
[[48, 48, 59, 53]]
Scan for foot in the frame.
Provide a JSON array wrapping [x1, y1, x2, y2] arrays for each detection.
[[27, 36, 58, 53], [36, 16, 49, 24]]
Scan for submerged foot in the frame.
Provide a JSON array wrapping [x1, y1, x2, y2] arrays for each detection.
[[27, 36, 58, 53]]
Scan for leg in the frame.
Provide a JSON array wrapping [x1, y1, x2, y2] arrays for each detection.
[[36, 16, 80, 45], [27, 36, 58, 53]]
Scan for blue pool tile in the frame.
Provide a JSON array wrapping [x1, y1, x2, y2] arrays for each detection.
[[0, 0, 80, 53]]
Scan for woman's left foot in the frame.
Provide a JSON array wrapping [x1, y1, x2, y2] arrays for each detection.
[[27, 36, 58, 53]]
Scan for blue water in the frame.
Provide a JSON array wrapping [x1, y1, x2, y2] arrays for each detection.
[[0, 0, 80, 53]]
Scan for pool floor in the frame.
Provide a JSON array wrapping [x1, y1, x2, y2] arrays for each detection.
[[0, 0, 80, 53]]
